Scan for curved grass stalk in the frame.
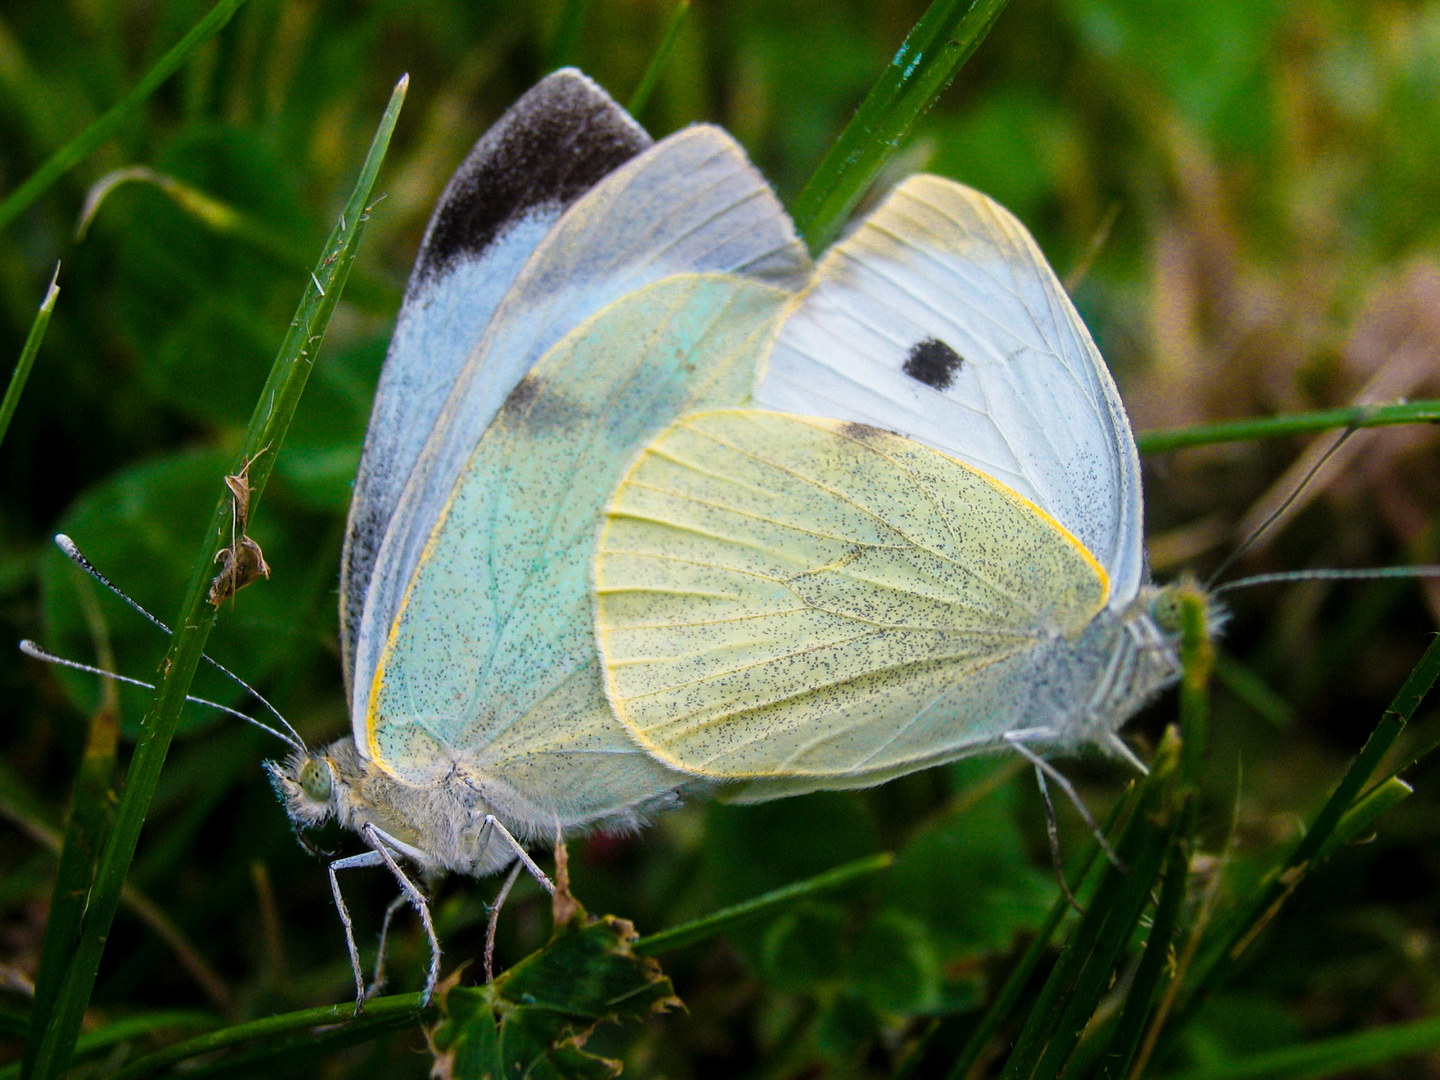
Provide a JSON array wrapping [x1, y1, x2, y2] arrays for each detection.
[[0, 0, 251, 233]]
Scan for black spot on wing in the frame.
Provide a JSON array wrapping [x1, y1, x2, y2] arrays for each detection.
[[902, 338, 964, 391], [502, 374, 587, 433], [838, 421, 886, 442], [504, 373, 541, 411], [414, 69, 652, 283]]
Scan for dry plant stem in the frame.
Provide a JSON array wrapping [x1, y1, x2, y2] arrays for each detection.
[[250, 861, 286, 990], [1232, 324, 1440, 549]]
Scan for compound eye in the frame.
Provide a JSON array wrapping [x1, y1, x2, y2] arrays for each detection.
[[299, 758, 332, 802], [1151, 590, 1184, 635]]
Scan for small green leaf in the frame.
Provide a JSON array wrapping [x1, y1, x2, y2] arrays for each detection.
[[849, 911, 945, 1015], [760, 903, 849, 992], [428, 904, 680, 1080]]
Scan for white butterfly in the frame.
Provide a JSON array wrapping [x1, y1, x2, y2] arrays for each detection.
[[265, 70, 1183, 1007]]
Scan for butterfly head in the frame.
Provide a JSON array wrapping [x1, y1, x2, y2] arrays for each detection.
[[265, 747, 343, 830], [1147, 577, 1229, 643]]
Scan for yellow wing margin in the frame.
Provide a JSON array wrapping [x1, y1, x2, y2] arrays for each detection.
[[594, 409, 1110, 781]]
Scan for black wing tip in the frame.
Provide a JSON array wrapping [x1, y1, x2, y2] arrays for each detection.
[[412, 69, 653, 285]]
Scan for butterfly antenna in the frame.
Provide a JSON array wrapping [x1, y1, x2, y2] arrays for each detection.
[[1215, 565, 1440, 595], [20, 640, 304, 751], [1205, 425, 1359, 590], [54, 534, 306, 749]]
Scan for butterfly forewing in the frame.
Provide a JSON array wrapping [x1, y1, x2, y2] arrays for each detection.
[[757, 174, 1145, 606], [341, 68, 650, 691]]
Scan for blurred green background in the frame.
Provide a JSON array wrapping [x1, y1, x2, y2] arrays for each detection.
[[2, 0, 1440, 1076]]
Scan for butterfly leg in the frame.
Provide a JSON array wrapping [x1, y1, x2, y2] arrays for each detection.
[[1031, 765, 1084, 914], [485, 859, 525, 984], [367, 892, 408, 999], [362, 823, 441, 1005], [1101, 730, 1150, 776], [476, 814, 556, 895], [327, 848, 387, 1012], [1004, 730, 1124, 869]]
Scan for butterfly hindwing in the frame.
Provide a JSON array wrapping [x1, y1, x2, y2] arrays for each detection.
[[594, 409, 1111, 783], [364, 278, 795, 833], [341, 68, 650, 691], [757, 174, 1146, 605]]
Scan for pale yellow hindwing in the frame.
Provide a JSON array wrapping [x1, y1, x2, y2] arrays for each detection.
[[595, 409, 1110, 780]]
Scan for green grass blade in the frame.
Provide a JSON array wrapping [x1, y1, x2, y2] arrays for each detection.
[[0, 267, 58, 451], [157, 1015, 421, 1080], [1135, 400, 1440, 454], [1095, 814, 1194, 1080], [77, 166, 307, 259], [634, 852, 893, 956], [547, 0, 596, 70], [1265, 634, 1435, 864], [945, 797, 1134, 1080], [1177, 585, 1216, 781], [75, 168, 399, 311], [791, 0, 1012, 254], [0, 758, 231, 1013], [1313, 777, 1412, 862], [1159, 1014, 1440, 1080], [1171, 633, 1440, 1039], [1, 1013, 217, 1080], [1213, 652, 1295, 730], [1000, 736, 1181, 1080], [626, 0, 690, 117], [106, 994, 426, 1080], [18, 670, 123, 1079], [20, 75, 408, 1080], [1262, 631, 1436, 869], [1027, 799, 1177, 1079], [0, 0, 250, 233]]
